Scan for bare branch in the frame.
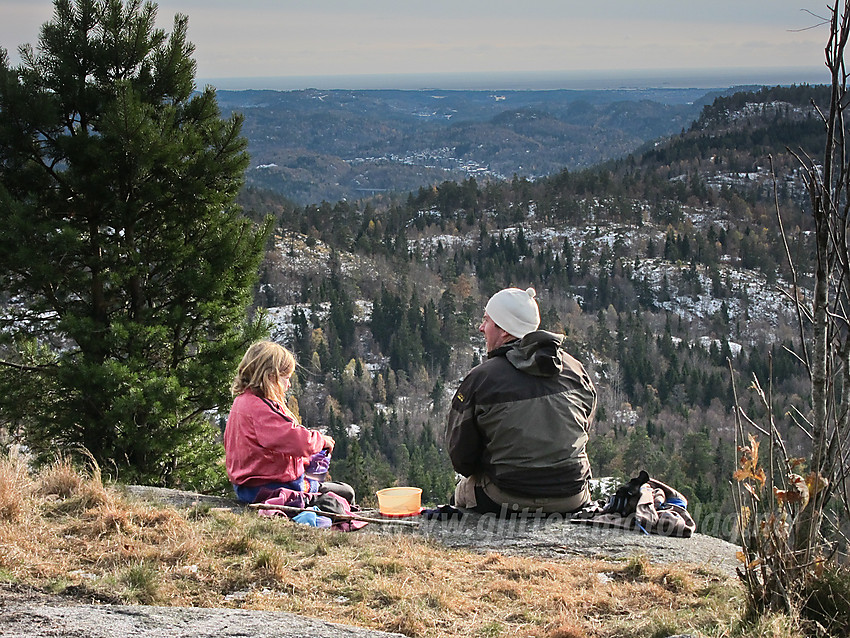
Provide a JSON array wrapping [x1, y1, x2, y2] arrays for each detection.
[[780, 343, 810, 370], [0, 359, 57, 373], [770, 156, 812, 375], [737, 406, 771, 439], [787, 406, 815, 439]]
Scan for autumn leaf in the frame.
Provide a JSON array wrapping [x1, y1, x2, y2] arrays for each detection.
[[736, 549, 762, 569], [774, 473, 809, 508], [805, 472, 829, 499], [738, 480, 762, 500], [789, 457, 807, 471], [735, 434, 766, 487]]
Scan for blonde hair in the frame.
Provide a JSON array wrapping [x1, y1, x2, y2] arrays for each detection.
[[231, 340, 296, 405]]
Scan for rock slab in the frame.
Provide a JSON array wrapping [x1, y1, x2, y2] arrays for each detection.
[[0, 585, 405, 638]]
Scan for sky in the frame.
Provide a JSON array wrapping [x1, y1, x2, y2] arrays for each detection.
[[0, 0, 832, 90]]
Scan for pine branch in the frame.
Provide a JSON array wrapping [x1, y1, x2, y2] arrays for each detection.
[[0, 359, 57, 373]]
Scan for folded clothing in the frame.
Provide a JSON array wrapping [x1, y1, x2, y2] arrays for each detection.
[[292, 509, 332, 528], [571, 473, 695, 538], [305, 450, 331, 481], [255, 487, 367, 531]]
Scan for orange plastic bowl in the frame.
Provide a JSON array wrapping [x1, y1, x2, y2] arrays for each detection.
[[376, 487, 422, 517]]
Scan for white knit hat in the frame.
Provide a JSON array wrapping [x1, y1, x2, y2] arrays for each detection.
[[485, 287, 540, 338]]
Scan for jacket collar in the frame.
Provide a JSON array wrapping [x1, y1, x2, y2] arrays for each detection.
[[487, 338, 520, 358]]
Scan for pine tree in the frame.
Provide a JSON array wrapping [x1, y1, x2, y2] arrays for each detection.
[[0, 0, 270, 487]]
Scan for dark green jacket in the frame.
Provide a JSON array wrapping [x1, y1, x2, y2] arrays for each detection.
[[446, 330, 596, 497]]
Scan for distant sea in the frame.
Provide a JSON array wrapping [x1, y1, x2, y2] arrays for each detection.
[[198, 66, 826, 92]]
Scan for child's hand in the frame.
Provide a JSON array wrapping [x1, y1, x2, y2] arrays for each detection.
[[322, 435, 335, 454]]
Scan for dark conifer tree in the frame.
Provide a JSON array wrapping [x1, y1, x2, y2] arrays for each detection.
[[0, 0, 269, 487]]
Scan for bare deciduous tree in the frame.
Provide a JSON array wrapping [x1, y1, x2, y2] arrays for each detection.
[[733, 1, 850, 630]]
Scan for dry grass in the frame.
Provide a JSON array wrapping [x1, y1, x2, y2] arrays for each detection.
[[0, 451, 30, 522], [0, 455, 802, 638]]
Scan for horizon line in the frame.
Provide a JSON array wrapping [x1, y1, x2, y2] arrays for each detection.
[[197, 66, 826, 92]]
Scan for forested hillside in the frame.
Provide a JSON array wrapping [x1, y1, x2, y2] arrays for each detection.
[[239, 84, 825, 537], [218, 86, 717, 204]]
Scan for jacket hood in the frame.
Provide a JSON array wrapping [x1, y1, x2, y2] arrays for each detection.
[[500, 330, 565, 377]]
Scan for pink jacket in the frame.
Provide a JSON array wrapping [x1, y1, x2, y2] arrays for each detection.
[[224, 391, 329, 486]]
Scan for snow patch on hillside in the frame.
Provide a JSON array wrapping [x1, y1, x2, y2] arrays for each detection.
[[268, 212, 799, 356]]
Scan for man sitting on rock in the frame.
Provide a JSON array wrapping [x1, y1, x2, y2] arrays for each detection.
[[445, 287, 596, 515]]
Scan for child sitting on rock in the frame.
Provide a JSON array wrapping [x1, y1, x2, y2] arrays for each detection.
[[224, 340, 353, 505]]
